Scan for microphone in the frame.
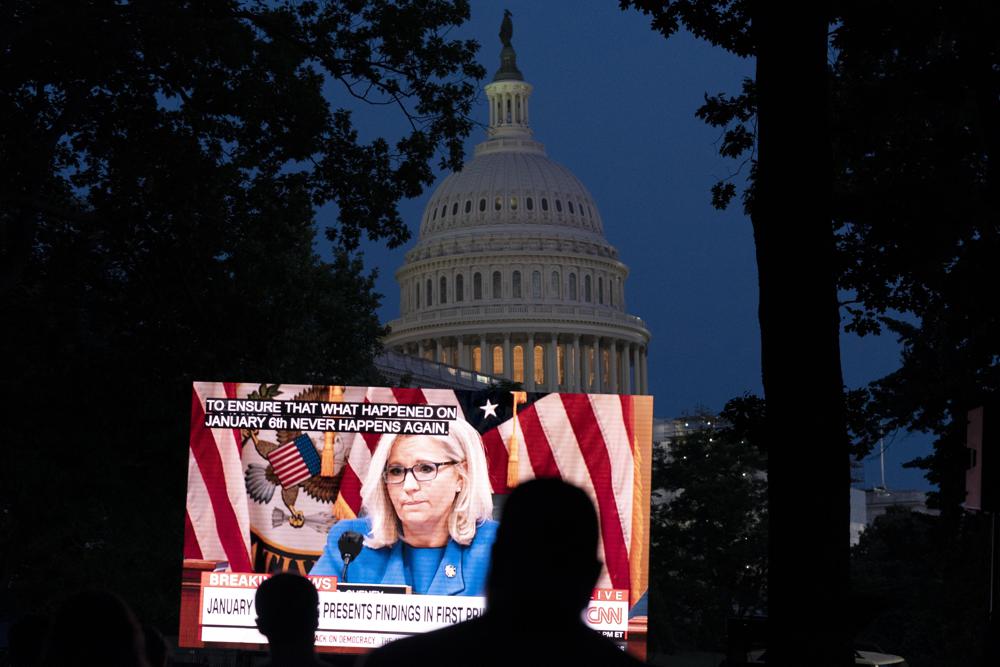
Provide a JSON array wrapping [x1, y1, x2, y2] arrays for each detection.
[[338, 531, 364, 582]]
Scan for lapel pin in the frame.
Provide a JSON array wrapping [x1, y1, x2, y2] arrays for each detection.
[[444, 564, 457, 578]]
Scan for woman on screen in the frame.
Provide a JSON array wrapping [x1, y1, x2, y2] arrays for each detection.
[[311, 418, 497, 596]]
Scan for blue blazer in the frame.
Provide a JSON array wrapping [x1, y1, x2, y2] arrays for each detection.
[[310, 517, 498, 596]]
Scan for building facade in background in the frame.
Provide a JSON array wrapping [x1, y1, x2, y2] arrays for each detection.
[[384, 27, 650, 394]]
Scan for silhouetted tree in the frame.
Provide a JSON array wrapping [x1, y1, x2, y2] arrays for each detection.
[[622, 2, 850, 663], [0, 0, 483, 628], [625, 1, 1000, 518]]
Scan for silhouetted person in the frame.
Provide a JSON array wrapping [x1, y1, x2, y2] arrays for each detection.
[[44, 590, 150, 667], [361, 478, 645, 666], [255, 572, 327, 667], [8, 614, 50, 667], [142, 625, 169, 667]]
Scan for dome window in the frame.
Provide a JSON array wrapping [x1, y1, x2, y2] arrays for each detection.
[[513, 345, 524, 383], [473, 346, 482, 373], [456, 274, 464, 302], [441, 204, 447, 217], [494, 196, 502, 211], [555, 199, 563, 213], [473, 272, 483, 300], [598, 276, 604, 304], [492, 271, 502, 299], [510, 196, 518, 210], [465, 200, 471, 214], [512, 270, 522, 298], [569, 273, 577, 300], [414, 283, 420, 309], [541, 198, 549, 211], [452, 202, 458, 216], [534, 345, 545, 385], [568, 201, 575, 214], [426, 279, 433, 306], [531, 271, 541, 298], [440, 276, 447, 304], [551, 271, 560, 298], [479, 198, 486, 212], [432, 207, 437, 221], [584, 275, 592, 302], [493, 345, 504, 375], [526, 197, 534, 210]]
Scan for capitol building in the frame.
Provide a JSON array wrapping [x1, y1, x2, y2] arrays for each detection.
[[383, 28, 650, 395]]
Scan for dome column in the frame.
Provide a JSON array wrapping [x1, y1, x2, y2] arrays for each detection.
[[571, 335, 581, 391], [503, 333, 512, 380], [594, 336, 604, 394], [609, 340, 619, 394], [640, 346, 648, 394], [526, 332, 535, 391], [546, 336, 558, 392], [457, 337, 466, 369], [625, 343, 634, 394], [480, 335, 491, 375], [580, 337, 591, 392]]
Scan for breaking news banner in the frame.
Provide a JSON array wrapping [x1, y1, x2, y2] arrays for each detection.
[[181, 382, 653, 655], [198, 572, 629, 649]]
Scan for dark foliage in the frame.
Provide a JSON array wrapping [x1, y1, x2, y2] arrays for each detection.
[[0, 0, 483, 628], [851, 507, 990, 667], [649, 396, 767, 651]]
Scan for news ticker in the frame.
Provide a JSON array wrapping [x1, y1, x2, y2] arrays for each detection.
[[199, 572, 630, 649]]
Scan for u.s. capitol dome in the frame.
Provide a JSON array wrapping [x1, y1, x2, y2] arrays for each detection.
[[384, 27, 649, 394]]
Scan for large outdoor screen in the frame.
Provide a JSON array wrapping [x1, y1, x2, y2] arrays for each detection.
[[180, 381, 653, 654]]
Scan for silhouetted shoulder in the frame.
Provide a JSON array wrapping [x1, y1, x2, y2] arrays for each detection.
[[361, 614, 645, 667]]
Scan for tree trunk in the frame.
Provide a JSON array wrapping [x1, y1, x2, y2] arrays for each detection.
[[754, 5, 852, 665]]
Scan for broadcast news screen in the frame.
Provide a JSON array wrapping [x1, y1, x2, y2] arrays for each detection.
[[180, 381, 653, 654]]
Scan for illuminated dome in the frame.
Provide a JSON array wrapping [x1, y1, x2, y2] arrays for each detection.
[[384, 23, 649, 394]]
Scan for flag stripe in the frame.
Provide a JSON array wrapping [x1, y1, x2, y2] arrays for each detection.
[[560, 394, 631, 591], [481, 427, 510, 494], [269, 440, 314, 487], [518, 402, 562, 478], [529, 394, 612, 589], [188, 390, 253, 571], [203, 384, 253, 550], [183, 510, 203, 559], [588, 394, 634, 550], [185, 436, 223, 560]]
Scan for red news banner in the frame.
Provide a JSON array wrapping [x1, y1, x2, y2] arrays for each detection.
[[198, 573, 630, 649]]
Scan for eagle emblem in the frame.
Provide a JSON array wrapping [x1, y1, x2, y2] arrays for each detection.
[[241, 384, 341, 528]]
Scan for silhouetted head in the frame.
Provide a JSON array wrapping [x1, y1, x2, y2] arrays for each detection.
[[8, 613, 50, 667], [46, 590, 149, 667], [487, 478, 602, 620], [255, 573, 319, 645]]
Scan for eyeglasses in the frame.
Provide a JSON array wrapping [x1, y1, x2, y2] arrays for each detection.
[[383, 460, 460, 484]]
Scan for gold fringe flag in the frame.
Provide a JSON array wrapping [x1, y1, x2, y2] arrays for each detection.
[[332, 493, 357, 521], [322, 385, 344, 477], [629, 395, 653, 608], [507, 391, 528, 488]]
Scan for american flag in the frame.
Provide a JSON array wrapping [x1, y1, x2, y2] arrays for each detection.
[[268, 434, 321, 487], [184, 381, 253, 572], [184, 383, 652, 607]]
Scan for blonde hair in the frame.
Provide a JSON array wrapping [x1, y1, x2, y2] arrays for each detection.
[[360, 418, 494, 549]]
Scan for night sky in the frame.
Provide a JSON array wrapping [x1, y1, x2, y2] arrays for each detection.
[[324, 2, 931, 491]]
